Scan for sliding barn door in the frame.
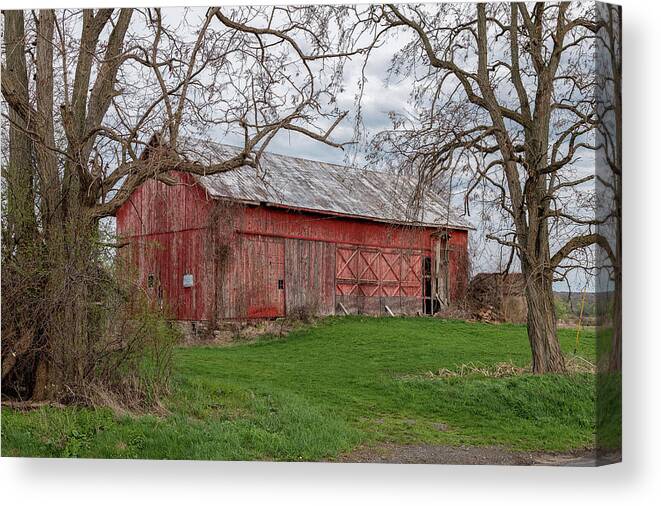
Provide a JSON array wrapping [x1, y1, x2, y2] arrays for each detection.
[[243, 236, 286, 318]]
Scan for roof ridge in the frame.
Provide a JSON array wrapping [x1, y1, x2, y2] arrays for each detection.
[[181, 136, 405, 179]]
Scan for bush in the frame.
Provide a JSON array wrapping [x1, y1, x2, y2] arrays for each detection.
[[90, 295, 181, 410], [1, 225, 179, 410], [73, 253, 181, 410]]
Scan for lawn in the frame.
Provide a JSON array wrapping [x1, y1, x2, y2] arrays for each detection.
[[1, 316, 611, 460]]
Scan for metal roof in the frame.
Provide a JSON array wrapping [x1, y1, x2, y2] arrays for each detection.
[[181, 139, 472, 230]]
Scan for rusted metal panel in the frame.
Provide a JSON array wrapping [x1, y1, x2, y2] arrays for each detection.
[[284, 239, 336, 316], [182, 139, 472, 230]]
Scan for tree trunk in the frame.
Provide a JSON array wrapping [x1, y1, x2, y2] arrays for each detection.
[[7, 210, 99, 401], [31, 357, 53, 401], [609, 270, 622, 372], [42, 212, 97, 400], [523, 266, 566, 374], [3, 10, 37, 250]]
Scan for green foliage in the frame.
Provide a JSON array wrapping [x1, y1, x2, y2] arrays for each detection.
[[110, 303, 181, 405], [2, 317, 612, 460], [1, 217, 179, 404]]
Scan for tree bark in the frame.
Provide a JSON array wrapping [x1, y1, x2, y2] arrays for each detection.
[[609, 262, 622, 372], [31, 358, 52, 402], [523, 262, 566, 374], [2, 10, 37, 249], [35, 213, 98, 400]]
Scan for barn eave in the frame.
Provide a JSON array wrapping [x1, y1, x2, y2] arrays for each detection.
[[207, 193, 475, 231]]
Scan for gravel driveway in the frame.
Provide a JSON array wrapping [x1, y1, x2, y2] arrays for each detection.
[[336, 444, 621, 466]]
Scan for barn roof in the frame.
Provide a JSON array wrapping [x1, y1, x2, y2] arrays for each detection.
[[181, 139, 472, 230]]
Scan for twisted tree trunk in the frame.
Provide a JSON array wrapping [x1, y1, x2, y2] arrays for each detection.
[[523, 264, 565, 373]]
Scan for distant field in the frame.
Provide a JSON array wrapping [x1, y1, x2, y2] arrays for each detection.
[[2, 317, 617, 461]]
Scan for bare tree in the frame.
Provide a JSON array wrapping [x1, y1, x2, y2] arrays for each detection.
[[1, 6, 361, 401], [595, 3, 621, 372], [362, 2, 614, 373]]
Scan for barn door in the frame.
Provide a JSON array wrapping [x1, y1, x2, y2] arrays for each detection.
[[423, 256, 433, 314], [243, 236, 286, 318], [433, 235, 450, 310]]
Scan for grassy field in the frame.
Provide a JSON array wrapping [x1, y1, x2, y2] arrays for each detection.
[[2, 316, 614, 460]]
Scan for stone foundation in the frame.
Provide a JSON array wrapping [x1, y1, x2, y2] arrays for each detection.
[[173, 320, 211, 343], [173, 318, 297, 345]]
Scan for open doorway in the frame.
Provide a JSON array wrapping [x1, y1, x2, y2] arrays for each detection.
[[423, 256, 433, 314]]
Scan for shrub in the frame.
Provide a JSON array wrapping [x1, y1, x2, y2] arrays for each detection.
[[1, 227, 179, 410]]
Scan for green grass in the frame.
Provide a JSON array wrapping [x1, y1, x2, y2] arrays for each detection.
[[1, 316, 614, 460]]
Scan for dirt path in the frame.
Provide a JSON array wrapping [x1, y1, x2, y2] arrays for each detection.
[[336, 444, 621, 466]]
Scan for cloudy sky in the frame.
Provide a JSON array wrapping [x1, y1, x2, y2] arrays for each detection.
[[212, 24, 411, 168], [104, 2, 597, 293]]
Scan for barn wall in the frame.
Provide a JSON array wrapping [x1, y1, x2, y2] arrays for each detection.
[[118, 172, 216, 321], [334, 245, 425, 315], [116, 172, 213, 237], [124, 227, 215, 321], [117, 173, 470, 322], [237, 205, 436, 251], [214, 204, 444, 318], [336, 295, 422, 316]]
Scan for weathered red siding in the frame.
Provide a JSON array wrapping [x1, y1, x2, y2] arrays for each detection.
[[216, 234, 286, 319], [117, 171, 469, 322], [116, 172, 212, 237], [237, 205, 437, 250], [125, 228, 214, 320], [117, 173, 215, 321]]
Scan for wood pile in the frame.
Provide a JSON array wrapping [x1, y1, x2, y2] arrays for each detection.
[[475, 306, 500, 323], [467, 273, 527, 323]]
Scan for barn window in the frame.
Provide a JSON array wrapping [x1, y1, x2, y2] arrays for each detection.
[[147, 274, 154, 288], [183, 273, 194, 288]]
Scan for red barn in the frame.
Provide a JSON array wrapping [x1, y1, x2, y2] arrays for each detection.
[[116, 141, 471, 330]]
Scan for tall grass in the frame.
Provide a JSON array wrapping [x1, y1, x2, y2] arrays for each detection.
[[2, 317, 615, 460]]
